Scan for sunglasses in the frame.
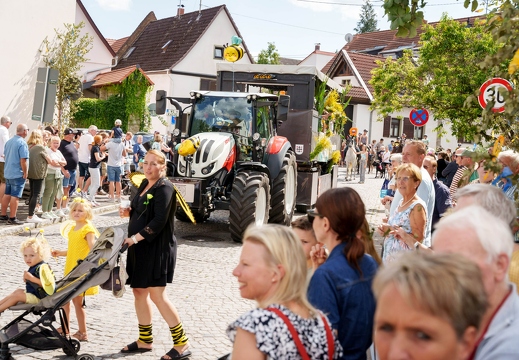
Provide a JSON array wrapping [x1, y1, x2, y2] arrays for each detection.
[[307, 209, 324, 224]]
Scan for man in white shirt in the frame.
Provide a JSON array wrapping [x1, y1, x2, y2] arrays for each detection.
[[0, 116, 12, 203], [77, 125, 97, 193], [102, 139, 126, 201]]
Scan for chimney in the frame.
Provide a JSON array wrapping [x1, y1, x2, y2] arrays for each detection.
[[315, 43, 321, 51], [177, 5, 184, 16]]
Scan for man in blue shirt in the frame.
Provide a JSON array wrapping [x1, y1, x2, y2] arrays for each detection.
[[132, 135, 147, 171], [0, 124, 29, 225], [423, 155, 452, 228]]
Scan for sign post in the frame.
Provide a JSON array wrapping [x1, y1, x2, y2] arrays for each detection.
[[478, 78, 513, 113]]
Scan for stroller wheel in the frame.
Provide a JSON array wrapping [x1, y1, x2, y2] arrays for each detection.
[[78, 354, 95, 360], [63, 339, 80, 356]]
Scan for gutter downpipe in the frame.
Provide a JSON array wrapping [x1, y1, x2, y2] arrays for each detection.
[[368, 109, 374, 143]]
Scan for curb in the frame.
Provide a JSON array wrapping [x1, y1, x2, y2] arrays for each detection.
[[0, 204, 120, 237]]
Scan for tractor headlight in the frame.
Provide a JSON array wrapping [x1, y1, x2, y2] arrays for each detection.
[[173, 128, 180, 136], [252, 132, 260, 141], [178, 162, 186, 174], [201, 163, 215, 175]]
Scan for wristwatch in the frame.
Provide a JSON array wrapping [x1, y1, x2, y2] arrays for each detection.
[[414, 241, 421, 250]]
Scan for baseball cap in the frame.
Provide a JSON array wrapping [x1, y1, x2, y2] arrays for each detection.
[[115, 119, 122, 125], [363, 129, 368, 132], [461, 149, 474, 157], [63, 128, 74, 135]]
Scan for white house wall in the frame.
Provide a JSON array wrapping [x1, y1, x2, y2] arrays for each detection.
[[0, 1, 76, 133], [299, 53, 334, 70], [75, 6, 115, 82], [0, 1, 113, 133], [351, 104, 468, 150]]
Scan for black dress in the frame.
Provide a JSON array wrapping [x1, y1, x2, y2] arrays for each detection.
[[126, 177, 177, 288]]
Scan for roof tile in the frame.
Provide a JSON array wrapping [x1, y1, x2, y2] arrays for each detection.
[[91, 65, 154, 87]]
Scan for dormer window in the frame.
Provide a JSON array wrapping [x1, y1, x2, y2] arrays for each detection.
[[123, 47, 135, 59], [162, 40, 173, 53]]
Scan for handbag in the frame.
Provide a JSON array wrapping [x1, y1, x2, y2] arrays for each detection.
[[267, 307, 334, 360], [100, 257, 127, 298]]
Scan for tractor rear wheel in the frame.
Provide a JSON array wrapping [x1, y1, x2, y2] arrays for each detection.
[[229, 171, 270, 243], [269, 151, 297, 226]]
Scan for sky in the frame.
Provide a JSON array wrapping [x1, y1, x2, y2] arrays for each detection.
[[82, 0, 481, 60]]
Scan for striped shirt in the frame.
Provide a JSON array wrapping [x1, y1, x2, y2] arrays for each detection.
[[450, 166, 467, 198]]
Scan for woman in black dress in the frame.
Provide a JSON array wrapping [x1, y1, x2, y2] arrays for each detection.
[[119, 150, 191, 360]]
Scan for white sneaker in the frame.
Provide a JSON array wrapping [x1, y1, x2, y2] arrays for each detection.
[[55, 210, 66, 217], [41, 212, 54, 220], [62, 208, 70, 215], [26, 214, 43, 223]]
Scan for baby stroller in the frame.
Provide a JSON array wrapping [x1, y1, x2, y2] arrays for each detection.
[[0, 227, 126, 360]]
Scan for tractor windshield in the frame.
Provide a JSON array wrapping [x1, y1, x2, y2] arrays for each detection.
[[190, 96, 253, 138]]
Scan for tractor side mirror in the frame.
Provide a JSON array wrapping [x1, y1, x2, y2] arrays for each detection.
[[276, 95, 290, 122], [156, 90, 167, 115]]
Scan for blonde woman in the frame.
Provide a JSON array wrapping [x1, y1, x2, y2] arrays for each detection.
[[228, 224, 342, 359], [41, 136, 66, 219], [26, 131, 53, 223]]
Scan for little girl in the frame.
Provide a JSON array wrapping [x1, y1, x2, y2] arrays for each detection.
[[52, 198, 99, 341], [0, 237, 54, 313]]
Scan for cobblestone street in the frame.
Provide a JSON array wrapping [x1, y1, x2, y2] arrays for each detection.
[[0, 167, 384, 359]]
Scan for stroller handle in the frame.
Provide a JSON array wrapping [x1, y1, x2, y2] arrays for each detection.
[[120, 243, 129, 253]]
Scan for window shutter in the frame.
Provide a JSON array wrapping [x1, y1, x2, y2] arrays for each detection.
[[383, 116, 390, 137], [403, 117, 414, 138]]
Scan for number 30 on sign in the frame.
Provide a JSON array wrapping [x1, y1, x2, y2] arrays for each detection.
[[478, 78, 513, 113]]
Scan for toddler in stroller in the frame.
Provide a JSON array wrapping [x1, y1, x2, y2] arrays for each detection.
[[0, 227, 126, 360]]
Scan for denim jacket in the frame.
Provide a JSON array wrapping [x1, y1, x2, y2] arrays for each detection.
[[308, 243, 378, 360]]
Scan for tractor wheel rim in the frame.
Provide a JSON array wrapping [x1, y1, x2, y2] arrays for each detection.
[[255, 187, 267, 225], [284, 166, 296, 213]]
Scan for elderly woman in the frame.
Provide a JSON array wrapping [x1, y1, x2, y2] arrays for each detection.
[[307, 187, 378, 359], [26, 130, 53, 223], [119, 150, 190, 360], [379, 163, 426, 263], [373, 251, 488, 360], [228, 224, 342, 359], [41, 136, 66, 219]]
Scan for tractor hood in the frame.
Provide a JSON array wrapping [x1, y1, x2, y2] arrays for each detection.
[[177, 132, 235, 178]]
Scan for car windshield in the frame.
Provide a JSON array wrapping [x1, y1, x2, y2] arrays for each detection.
[[190, 96, 252, 138]]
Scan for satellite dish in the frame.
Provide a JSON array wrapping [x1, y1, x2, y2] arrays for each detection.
[[345, 33, 353, 43]]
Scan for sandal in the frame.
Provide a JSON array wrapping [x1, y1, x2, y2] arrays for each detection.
[[72, 331, 88, 342], [161, 348, 192, 360], [56, 327, 69, 337], [120, 341, 152, 353]]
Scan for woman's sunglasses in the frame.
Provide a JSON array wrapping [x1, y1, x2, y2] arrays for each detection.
[[307, 209, 324, 224]]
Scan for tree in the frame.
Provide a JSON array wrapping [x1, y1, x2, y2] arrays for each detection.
[[370, 17, 498, 142], [42, 22, 93, 131], [354, 0, 379, 34], [257, 42, 280, 64]]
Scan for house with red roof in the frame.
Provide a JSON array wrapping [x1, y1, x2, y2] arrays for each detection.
[[106, 5, 253, 133], [322, 16, 484, 149]]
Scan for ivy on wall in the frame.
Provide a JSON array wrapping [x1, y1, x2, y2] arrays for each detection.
[[72, 69, 152, 131]]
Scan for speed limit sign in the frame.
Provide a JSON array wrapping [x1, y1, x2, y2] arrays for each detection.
[[478, 78, 513, 113]]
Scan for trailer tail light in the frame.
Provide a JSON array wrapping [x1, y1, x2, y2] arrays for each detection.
[[266, 136, 288, 154], [223, 147, 236, 172]]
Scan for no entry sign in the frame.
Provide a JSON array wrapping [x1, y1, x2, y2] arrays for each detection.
[[478, 78, 513, 113], [409, 108, 429, 127]]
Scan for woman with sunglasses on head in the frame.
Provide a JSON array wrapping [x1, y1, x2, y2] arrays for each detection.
[[307, 187, 378, 360], [378, 163, 426, 264]]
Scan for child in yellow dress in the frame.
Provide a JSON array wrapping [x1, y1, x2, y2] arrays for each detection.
[[0, 237, 54, 313], [51, 198, 99, 341]]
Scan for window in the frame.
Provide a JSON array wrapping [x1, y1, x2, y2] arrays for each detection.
[[414, 126, 424, 139], [214, 46, 224, 59], [200, 78, 216, 91], [390, 118, 401, 137], [341, 79, 351, 86], [123, 47, 135, 59]]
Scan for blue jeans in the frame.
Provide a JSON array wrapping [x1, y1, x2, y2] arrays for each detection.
[[62, 169, 76, 187], [5, 177, 25, 199], [107, 165, 121, 182]]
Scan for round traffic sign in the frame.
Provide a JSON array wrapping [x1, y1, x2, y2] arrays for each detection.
[[409, 108, 429, 127], [478, 78, 513, 113]]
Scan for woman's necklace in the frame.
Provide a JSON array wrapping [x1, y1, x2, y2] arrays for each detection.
[[399, 197, 415, 209]]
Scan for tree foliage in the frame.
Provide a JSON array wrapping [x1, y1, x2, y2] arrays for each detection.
[[73, 70, 152, 132], [354, 0, 379, 34], [370, 16, 499, 142], [42, 22, 93, 131], [257, 42, 280, 64]]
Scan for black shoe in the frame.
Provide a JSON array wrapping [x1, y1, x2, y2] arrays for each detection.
[[0, 215, 8, 221], [7, 218, 23, 225]]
